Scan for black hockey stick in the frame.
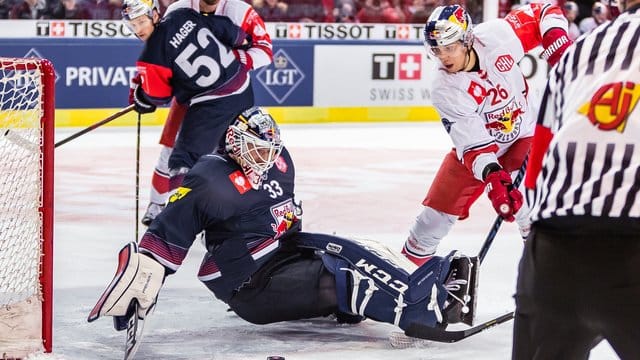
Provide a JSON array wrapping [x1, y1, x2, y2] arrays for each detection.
[[400, 157, 528, 344], [55, 104, 135, 148], [478, 156, 529, 264], [403, 311, 514, 343], [135, 112, 141, 241]]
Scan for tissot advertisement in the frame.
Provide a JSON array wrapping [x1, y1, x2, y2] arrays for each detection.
[[0, 22, 549, 109]]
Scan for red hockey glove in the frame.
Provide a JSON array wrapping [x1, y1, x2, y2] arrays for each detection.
[[485, 169, 523, 222], [541, 28, 572, 67], [128, 73, 141, 105]]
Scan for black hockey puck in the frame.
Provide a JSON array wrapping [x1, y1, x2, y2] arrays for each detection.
[[267, 357, 285, 360]]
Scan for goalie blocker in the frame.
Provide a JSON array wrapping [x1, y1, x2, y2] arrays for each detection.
[[87, 242, 165, 329]]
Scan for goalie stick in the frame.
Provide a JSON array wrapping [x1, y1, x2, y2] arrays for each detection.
[[120, 301, 155, 360], [397, 311, 515, 344], [124, 113, 145, 360]]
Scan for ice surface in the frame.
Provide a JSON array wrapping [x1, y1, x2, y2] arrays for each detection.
[[40, 123, 616, 359]]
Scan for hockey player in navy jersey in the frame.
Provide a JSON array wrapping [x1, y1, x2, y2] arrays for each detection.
[[124, 0, 255, 193], [88, 107, 478, 346], [139, 0, 273, 226]]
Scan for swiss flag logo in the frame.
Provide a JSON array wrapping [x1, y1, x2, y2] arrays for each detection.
[[398, 53, 421, 80], [50, 21, 65, 37], [288, 24, 301, 39], [467, 81, 487, 105], [229, 170, 252, 194], [396, 25, 410, 39]]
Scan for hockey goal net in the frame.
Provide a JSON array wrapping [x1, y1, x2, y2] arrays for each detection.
[[0, 57, 54, 357]]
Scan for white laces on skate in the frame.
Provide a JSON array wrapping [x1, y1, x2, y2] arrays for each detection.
[[445, 278, 469, 306], [444, 272, 470, 312], [445, 278, 468, 292]]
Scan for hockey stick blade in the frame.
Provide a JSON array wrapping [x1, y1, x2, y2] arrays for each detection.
[[403, 311, 514, 343], [3, 129, 39, 152]]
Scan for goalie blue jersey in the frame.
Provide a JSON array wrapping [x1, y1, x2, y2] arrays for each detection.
[[139, 148, 299, 302], [137, 8, 251, 105]]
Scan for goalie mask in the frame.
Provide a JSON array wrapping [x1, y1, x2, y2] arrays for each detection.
[[424, 5, 474, 49], [226, 107, 283, 190]]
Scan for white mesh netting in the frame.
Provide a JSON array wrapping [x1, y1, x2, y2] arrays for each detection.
[[0, 57, 46, 355]]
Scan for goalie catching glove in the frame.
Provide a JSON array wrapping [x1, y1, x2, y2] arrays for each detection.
[[87, 242, 165, 328], [484, 166, 523, 222]]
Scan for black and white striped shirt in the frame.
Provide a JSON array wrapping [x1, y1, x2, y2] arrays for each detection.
[[528, 5, 640, 222]]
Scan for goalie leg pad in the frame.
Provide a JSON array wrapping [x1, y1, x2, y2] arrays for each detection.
[[296, 232, 455, 331], [323, 253, 453, 331], [87, 242, 165, 323]]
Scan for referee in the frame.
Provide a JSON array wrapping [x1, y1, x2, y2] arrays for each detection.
[[513, 1, 640, 359]]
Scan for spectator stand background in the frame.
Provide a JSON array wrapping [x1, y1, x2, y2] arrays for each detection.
[[1, 0, 491, 21], [0, 0, 616, 25]]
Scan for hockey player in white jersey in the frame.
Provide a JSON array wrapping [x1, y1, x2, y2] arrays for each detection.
[[139, 0, 272, 226], [401, 3, 573, 266]]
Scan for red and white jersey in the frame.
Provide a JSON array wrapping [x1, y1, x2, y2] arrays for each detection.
[[165, 0, 272, 70], [432, 3, 567, 180]]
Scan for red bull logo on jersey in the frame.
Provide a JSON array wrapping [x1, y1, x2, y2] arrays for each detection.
[[270, 200, 296, 239], [484, 100, 523, 143], [578, 81, 640, 133]]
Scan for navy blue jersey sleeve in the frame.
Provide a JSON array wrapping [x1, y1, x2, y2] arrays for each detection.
[[139, 155, 235, 271]]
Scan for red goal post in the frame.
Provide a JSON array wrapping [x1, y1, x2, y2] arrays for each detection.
[[0, 57, 54, 356]]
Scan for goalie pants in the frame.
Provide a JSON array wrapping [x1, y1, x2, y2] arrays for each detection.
[[512, 217, 640, 360], [227, 248, 339, 325]]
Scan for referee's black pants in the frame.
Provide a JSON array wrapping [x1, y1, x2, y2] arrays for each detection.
[[512, 218, 640, 360]]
